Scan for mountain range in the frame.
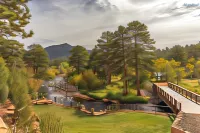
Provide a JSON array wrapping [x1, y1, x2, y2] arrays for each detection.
[[45, 43, 91, 59]]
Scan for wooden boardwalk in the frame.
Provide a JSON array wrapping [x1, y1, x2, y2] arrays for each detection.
[[159, 86, 200, 114], [155, 83, 200, 132]]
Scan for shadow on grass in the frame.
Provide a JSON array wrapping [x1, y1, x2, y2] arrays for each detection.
[[73, 109, 91, 118], [73, 109, 107, 118]]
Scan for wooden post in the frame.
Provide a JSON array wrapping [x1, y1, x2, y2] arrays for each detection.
[[191, 93, 192, 100], [174, 99, 177, 112], [196, 95, 198, 104]]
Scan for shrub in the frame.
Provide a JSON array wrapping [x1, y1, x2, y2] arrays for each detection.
[[106, 92, 148, 104], [34, 69, 57, 80], [82, 70, 103, 90], [51, 66, 57, 69], [87, 93, 105, 100], [70, 70, 103, 90], [61, 62, 69, 68], [141, 81, 153, 92], [28, 78, 44, 92], [78, 79, 87, 90], [106, 92, 122, 100], [0, 85, 9, 103], [120, 95, 148, 104], [40, 113, 64, 133]]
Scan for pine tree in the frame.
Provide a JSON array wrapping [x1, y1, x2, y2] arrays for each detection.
[[96, 31, 115, 84], [127, 21, 155, 96], [0, 37, 25, 68], [0, 57, 9, 103], [168, 45, 187, 64], [69, 45, 89, 74], [24, 44, 49, 74], [89, 46, 99, 74], [0, 0, 33, 38], [89, 46, 107, 80], [8, 69, 32, 132], [109, 26, 132, 95]]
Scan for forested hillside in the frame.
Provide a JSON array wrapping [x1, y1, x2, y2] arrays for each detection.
[[156, 42, 200, 63], [45, 43, 91, 59]]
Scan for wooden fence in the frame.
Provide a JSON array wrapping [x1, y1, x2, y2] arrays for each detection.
[[153, 84, 182, 114], [107, 104, 173, 114], [168, 82, 200, 105], [55, 81, 78, 92]]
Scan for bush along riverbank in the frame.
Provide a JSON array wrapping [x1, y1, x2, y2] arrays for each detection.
[[80, 91, 148, 104]]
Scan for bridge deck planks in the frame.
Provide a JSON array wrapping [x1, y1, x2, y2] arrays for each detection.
[[159, 86, 200, 114]]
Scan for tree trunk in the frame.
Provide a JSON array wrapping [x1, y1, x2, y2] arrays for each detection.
[[124, 67, 128, 95], [77, 56, 80, 74], [93, 66, 96, 74], [135, 37, 140, 96], [107, 68, 111, 84], [122, 34, 128, 95]]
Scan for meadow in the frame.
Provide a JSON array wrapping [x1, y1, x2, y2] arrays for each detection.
[[34, 105, 172, 133]]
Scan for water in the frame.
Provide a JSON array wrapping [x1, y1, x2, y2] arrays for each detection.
[[46, 76, 76, 106], [82, 101, 109, 112]]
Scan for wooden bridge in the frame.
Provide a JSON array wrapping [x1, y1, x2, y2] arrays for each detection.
[[54, 81, 78, 92], [153, 82, 200, 133], [52, 81, 79, 97], [153, 82, 200, 114]]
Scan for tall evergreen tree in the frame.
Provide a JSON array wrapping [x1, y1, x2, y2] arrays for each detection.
[[0, 37, 25, 68], [24, 44, 49, 74], [168, 45, 187, 64], [0, 0, 33, 38], [96, 31, 115, 84], [69, 45, 89, 74], [8, 69, 32, 132], [127, 21, 155, 96], [109, 26, 132, 95], [0, 57, 9, 103], [89, 46, 100, 74]]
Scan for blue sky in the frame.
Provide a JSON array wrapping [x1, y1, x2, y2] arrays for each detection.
[[17, 0, 200, 49]]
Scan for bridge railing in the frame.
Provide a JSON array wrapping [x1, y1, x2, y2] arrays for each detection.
[[55, 81, 78, 92], [154, 84, 182, 114], [168, 82, 200, 105]]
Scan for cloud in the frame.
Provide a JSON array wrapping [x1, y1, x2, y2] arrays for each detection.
[[128, 0, 158, 4], [144, 1, 200, 24], [18, 0, 200, 50]]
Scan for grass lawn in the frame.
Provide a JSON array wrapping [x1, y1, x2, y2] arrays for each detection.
[[33, 105, 172, 133], [79, 77, 148, 103], [179, 79, 200, 94], [81, 78, 137, 99]]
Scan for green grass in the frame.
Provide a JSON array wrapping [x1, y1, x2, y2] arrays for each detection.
[[81, 80, 137, 99], [179, 79, 200, 94], [33, 105, 172, 133], [80, 79, 148, 103]]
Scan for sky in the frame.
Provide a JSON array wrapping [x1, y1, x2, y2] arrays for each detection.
[[18, 0, 200, 50]]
